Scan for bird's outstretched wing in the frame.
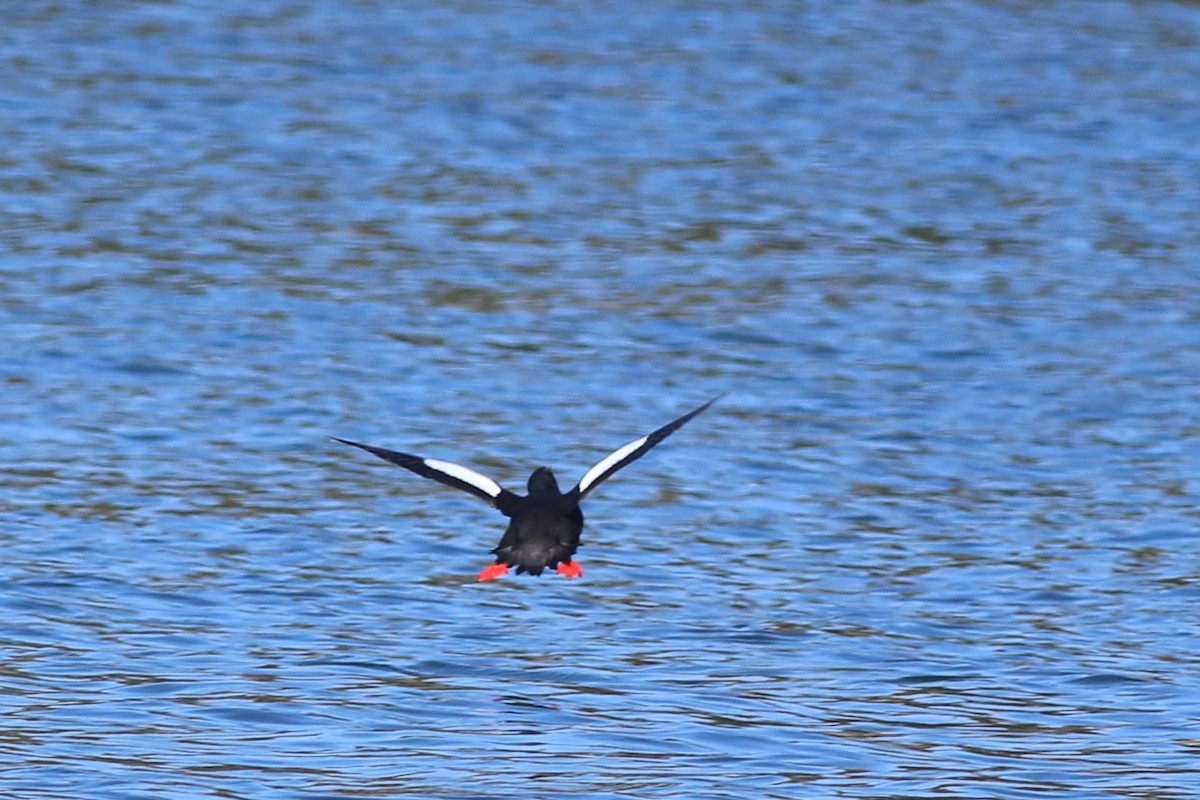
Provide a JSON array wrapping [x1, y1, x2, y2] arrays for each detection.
[[571, 397, 719, 501], [331, 437, 520, 513]]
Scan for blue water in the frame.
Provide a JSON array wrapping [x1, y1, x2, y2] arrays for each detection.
[[4, 2, 1200, 798]]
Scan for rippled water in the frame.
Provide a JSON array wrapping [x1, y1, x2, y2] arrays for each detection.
[[4, 1, 1200, 798]]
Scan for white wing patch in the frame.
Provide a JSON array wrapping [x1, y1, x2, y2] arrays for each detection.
[[424, 458, 502, 498], [578, 435, 648, 494]]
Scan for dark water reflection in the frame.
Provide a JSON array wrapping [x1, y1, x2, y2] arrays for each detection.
[[4, 1, 1200, 798]]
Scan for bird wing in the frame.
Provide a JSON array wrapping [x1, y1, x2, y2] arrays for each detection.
[[331, 437, 520, 513], [571, 397, 719, 501]]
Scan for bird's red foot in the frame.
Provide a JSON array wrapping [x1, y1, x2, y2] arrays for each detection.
[[556, 561, 583, 579], [478, 563, 510, 582]]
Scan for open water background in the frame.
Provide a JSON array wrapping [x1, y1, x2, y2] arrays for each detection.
[[4, 1, 1200, 798]]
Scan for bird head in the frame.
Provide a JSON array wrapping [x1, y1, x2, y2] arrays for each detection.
[[527, 466, 561, 494]]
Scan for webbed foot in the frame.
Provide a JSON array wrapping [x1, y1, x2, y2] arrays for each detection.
[[478, 563, 510, 581], [555, 561, 583, 579]]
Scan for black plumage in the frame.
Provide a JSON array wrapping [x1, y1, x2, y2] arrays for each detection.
[[332, 397, 718, 580]]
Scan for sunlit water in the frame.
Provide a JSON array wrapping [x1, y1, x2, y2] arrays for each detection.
[[4, 2, 1200, 798]]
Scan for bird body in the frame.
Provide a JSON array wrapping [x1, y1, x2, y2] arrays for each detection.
[[333, 397, 718, 580]]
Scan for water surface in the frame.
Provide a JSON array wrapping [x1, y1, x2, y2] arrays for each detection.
[[3, 2, 1200, 798]]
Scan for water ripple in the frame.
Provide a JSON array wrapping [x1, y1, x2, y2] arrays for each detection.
[[5, 1, 1200, 798]]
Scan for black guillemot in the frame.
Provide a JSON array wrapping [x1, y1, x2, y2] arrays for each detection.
[[332, 397, 718, 580]]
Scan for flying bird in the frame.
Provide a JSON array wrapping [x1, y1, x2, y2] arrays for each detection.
[[332, 397, 719, 581]]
